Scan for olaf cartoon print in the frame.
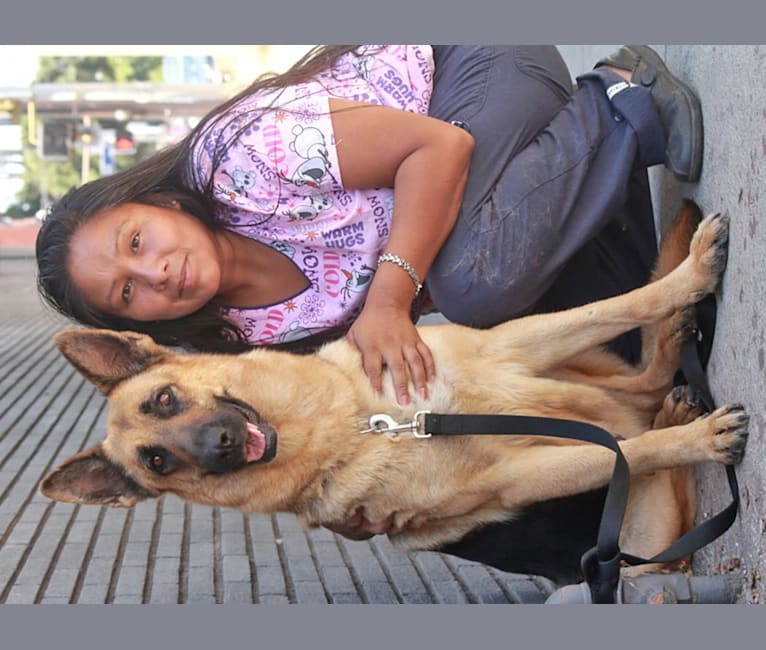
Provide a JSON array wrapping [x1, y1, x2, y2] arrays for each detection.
[[279, 320, 314, 343], [340, 264, 376, 300], [283, 194, 334, 221], [270, 241, 296, 259], [352, 53, 375, 81], [287, 124, 338, 188], [217, 166, 257, 200]]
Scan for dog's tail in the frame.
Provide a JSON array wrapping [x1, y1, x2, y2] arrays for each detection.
[[650, 198, 703, 281]]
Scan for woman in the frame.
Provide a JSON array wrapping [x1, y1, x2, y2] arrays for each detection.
[[37, 44, 700, 406]]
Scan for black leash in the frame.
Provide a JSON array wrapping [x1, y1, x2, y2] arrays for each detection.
[[423, 412, 631, 603], [420, 298, 740, 603]]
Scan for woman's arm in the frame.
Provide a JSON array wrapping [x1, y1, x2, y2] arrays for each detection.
[[329, 97, 474, 404]]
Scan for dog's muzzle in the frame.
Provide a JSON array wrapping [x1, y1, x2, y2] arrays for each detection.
[[191, 405, 278, 473]]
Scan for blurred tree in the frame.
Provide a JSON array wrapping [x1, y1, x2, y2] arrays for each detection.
[[113, 57, 165, 82], [36, 57, 112, 83], [5, 118, 90, 216], [3, 55, 166, 215], [35, 56, 164, 83]]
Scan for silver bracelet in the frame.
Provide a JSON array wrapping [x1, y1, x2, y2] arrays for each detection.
[[377, 253, 423, 296]]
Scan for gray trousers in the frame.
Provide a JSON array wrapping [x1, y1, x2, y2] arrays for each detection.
[[427, 46, 664, 363]]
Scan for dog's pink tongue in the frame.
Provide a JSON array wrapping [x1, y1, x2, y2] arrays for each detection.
[[245, 422, 266, 462]]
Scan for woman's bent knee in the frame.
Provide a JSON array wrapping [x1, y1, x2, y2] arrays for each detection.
[[427, 272, 546, 329]]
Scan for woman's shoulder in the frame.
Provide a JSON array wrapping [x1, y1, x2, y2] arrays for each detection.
[[246, 45, 435, 111], [319, 45, 434, 110], [184, 45, 434, 194]]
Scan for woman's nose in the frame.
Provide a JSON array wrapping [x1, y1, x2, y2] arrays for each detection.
[[132, 258, 169, 290]]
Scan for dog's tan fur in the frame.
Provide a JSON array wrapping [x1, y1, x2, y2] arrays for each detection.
[[40, 205, 748, 575]]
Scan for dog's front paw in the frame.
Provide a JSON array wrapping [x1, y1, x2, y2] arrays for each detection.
[[688, 213, 729, 300], [702, 403, 749, 465]]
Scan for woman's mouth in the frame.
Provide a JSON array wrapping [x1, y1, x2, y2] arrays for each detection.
[[178, 256, 188, 297]]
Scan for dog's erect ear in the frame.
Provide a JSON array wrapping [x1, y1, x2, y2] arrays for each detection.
[[39, 444, 155, 508], [54, 329, 169, 395]]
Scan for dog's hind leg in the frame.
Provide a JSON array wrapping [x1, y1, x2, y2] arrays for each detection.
[[653, 384, 709, 429], [618, 469, 696, 575], [619, 385, 709, 573], [546, 201, 703, 389], [639, 199, 703, 369], [586, 304, 698, 399], [485, 212, 728, 374]]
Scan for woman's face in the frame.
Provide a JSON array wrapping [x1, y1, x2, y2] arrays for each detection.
[[67, 202, 224, 321]]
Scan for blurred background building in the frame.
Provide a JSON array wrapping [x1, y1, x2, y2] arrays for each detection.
[[0, 45, 313, 230]]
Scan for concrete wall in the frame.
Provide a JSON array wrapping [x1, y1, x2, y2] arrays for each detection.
[[559, 45, 766, 604]]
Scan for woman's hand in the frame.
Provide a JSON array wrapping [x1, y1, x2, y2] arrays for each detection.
[[347, 297, 435, 406]]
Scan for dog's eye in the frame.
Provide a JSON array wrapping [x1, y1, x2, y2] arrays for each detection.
[[140, 387, 181, 418], [156, 388, 174, 408], [140, 447, 172, 474]]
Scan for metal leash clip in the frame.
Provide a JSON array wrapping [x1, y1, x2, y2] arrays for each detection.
[[360, 411, 431, 439]]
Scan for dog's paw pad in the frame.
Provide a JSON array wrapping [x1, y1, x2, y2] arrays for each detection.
[[708, 403, 749, 465]]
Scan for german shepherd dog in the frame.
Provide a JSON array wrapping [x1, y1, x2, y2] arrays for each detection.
[[40, 203, 748, 585]]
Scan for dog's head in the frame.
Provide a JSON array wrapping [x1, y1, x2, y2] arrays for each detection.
[[40, 329, 280, 508]]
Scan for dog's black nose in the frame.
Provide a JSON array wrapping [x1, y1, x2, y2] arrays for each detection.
[[192, 419, 246, 472]]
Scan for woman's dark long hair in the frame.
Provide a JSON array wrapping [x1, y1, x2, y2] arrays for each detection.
[[36, 45, 362, 354]]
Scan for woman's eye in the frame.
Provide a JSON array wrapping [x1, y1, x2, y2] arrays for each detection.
[[130, 233, 140, 252], [121, 280, 133, 304]]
